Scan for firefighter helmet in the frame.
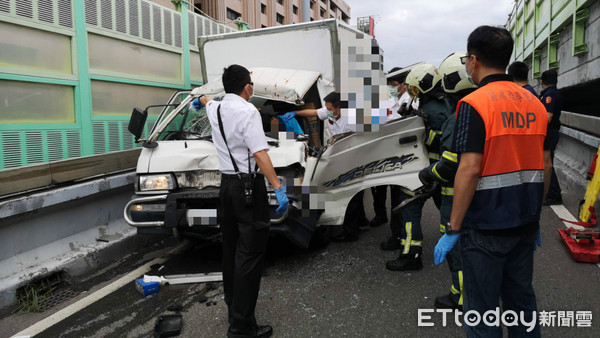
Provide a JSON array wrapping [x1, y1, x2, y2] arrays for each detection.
[[438, 52, 477, 93], [405, 63, 442, 98]]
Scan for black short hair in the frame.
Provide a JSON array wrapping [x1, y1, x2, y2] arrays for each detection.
[[467, 25, 513, 70], [324, 92, 340, 108], [507, 61, 530, 82], [222, 64, 251, 94], [541, 69, 558, 85]]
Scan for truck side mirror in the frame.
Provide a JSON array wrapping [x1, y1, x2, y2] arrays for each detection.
[[129, 107, 148, 142]]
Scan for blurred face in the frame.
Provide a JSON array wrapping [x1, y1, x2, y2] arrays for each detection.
[[325, 102, 341, 119]]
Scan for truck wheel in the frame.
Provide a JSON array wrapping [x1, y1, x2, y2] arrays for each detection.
[[309, 225, 331, 249]]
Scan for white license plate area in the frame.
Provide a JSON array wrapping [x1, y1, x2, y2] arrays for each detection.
[[186, 209, 218, 226]]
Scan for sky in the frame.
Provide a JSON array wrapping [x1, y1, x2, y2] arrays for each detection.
[[344, 0, 516, 71]]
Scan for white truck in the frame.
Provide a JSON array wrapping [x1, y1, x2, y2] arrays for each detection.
[[124, 19, 429, 248]]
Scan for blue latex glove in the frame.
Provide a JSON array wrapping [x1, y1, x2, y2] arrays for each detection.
[[281, 111, 297, 122], [191, 97, 204, 110], [274, 186, 289, 215], [535, 228, 542, 250], [434, 233, 460, 265]]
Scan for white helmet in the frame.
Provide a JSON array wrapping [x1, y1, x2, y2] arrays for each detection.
[[438, 52, 477, 93], [405, 63, 442, 98]]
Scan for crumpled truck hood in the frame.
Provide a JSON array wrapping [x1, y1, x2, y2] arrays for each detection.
[[137, 138, 306, 174]]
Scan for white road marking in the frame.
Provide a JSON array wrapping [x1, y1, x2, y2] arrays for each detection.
[[12, 242, 190, 338], [550, 204, 600, 269], [550, 204, 585, 230]]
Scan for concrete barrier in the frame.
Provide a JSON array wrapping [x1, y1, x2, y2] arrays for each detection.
[[0, 172, 137, 309]]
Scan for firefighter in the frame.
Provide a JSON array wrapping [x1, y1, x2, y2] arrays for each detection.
[[434, 26, 548, 337], [419, 52, 477, 309], [386, 64, 454, 271]]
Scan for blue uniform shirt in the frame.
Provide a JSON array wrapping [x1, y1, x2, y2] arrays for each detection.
[[540, 85, 563, 130]]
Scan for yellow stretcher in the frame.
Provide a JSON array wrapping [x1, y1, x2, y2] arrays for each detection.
[[579, 146, 600, 223]]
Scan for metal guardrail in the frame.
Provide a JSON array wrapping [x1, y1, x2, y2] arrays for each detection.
[[0, 149, 141, 197], [561, 111, 600, 138]]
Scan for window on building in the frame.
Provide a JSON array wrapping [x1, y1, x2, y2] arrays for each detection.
[[293, 5, 298, 15], [276, 13, 284, 24], [330, 2, 335, 11], [277, 0, 283, 5], [330, 15, 334, 19], [310, 1, 314, 9], [226, 8, 241, 21], [261, 3, 266, 14], [320, 8, 325, 17], [261, 24, 267, 28]]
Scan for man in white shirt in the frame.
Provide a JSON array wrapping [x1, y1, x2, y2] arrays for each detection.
[[196, 64, 288, 338], [281, 92, 351, 139], [281, 92, 367, 242]]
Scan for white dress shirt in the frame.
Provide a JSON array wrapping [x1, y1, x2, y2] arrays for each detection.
[[207, 94, 269, 174], [316, 106, 351, 136]]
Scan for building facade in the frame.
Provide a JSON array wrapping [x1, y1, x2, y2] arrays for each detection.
[[190, 0, 350, 29]]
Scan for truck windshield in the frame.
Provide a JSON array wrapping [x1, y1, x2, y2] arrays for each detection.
[[154, 92, 213, 141]]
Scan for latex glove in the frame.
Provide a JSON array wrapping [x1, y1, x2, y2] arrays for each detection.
[[274, 187, 289, 215], [191, 97, 204, 110], [281, 111, 297, 122], [535, 228, 542, 250], [434, 233, 460, 265]]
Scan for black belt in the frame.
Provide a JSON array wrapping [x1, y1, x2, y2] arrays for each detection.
[[222, 173, 264, 180]]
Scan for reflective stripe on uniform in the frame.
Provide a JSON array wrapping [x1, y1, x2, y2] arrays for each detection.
[[476, 170, 544, 191], [442, 151, 458, 162], [441, 186, 454, 196], [440, 223, 446, 233], [400, 187, 415, 196], [403, 222, 412, 254], [458, 270, 463, 305], [428, 152, 441, 161], [451, 285, 460, 295], [433, 164, 450, 182], [401, 239, 422, 246], [425, 130, 442, 146]]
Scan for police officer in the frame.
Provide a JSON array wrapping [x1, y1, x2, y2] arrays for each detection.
[[540, 69, 564, 205], [386, 64, 454, 271], [434, 26, 548, 337], [419, 52, 477, 309], [507, 61, 538, 97], [197, 64, 289, 338]]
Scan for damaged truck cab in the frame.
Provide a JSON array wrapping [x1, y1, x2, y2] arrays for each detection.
[[123, 20, 430, 248]]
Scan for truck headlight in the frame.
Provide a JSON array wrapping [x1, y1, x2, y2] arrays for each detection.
[[139, 174, 176, 191]]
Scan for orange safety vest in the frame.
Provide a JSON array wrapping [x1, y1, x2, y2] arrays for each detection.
[[458, 80, 548, 230]]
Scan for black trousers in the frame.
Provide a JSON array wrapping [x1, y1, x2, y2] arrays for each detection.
[[219, 174, 270, 332], [546, 129, 562, 200], [370, 185, 402, 237], [370, 186, 388, 221]]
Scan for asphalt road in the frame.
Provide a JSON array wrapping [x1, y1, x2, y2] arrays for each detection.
[[2, 189, 599, 337]]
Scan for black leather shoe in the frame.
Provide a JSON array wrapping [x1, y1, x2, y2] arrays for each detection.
[[380, 236, 401, 251], [227, 325, 273, 338], [331, 234, 358, 243], [542, 197, 563, 206], [386, 253, 423, 271], [434, 293, 462, 310], [369, 216, 388, 227]]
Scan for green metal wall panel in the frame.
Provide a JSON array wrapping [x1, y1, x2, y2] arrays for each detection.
[[0, 0, 236, 169]]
